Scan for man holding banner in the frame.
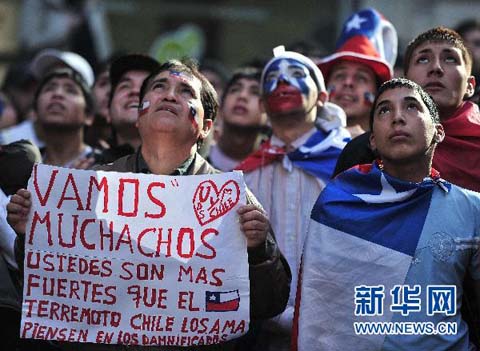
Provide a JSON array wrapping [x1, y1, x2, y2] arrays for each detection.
[[7, 59, 290, 350], [294, 78, 480, 350]]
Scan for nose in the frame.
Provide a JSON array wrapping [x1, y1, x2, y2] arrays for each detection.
[[278, 74, 290, 84], [392, 107, 406, 125], [51, 86, 65, 99], [237, 88, 249, 100], [342, 75, 354, 87], [428, 57, 444, 76], [162, 86, 177, 101], [128, 82, 142, 98]]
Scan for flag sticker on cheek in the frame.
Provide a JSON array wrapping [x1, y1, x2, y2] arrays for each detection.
[[188, 102, 199, 129], [139, 100, 150, 117], [364, 92, 375, 106], [328, 86, 337, 99]]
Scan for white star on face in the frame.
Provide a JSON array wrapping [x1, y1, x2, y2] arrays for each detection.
[[209, 295, 217, 301], [353, 173, 416, 203], [345, 14, 367, 32]]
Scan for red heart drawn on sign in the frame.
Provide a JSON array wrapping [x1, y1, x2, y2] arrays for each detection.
[[193, 180, 240, 226]]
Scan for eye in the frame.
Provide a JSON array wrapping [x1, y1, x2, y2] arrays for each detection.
[[291, 69, 306, 78], [265, 72, 278, 82], [330, 72, 346, 82], [228, 85, 241, 94], [118, 82, 130, 91], [152, 81, 165, 90], [181, 86, 195, 98], [250, 87, 260, 96], [406, 102, 419, 111], [377, 105, 390, 115], [42, 84, 55, 93], [356, 73, 369, 83], [65, 84, 80, 94], [416, 56, 429, 64], [444, 56, 458, 64]]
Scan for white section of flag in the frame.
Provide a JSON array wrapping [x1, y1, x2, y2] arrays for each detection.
[[297, 220, 413, 351]]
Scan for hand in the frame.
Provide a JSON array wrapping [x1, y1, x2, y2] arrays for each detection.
[[237, 204, 269, 248], [6, 189, 32, 236]]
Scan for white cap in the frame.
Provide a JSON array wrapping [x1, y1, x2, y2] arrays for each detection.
[[31, 49, 94, 87]]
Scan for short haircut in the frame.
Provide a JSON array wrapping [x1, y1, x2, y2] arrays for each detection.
[[369, 78, 440, 131], [139, 59, 219, 122], [34, 67, 94, 115], [404, 26, 473, 75], [221, 66, 261, 105]]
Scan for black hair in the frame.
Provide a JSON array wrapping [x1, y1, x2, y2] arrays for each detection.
[[221, 66, 261, 105], [369, 78, 439, 131]]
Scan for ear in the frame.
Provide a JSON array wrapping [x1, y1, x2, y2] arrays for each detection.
[[84, 112, 94, 127], [465, 75, 476, 99], [433, 123, 445, 143], [369, 131, 377, 151], [317, 91, 328, 107], [199, 119, 213, 140], [259, 97, 266, 114]]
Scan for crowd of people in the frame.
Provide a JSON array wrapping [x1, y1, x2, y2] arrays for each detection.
[[1, 6, 480, 351]]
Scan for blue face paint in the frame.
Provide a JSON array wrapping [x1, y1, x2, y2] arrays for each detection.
[[263, 58, 313, 96]]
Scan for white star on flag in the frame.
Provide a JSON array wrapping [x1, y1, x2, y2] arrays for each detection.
[[353, 173, 416, 203], [346, 14, 367, 31]]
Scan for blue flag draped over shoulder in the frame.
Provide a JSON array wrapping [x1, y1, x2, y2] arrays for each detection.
[[293, 162, 451, 351], [237, 128, 349, 183]]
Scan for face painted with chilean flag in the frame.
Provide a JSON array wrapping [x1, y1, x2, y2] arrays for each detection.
[[263, 58, 318, 115]]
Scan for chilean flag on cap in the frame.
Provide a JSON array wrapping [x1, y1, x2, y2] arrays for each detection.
[[318, 7, 398, 84]]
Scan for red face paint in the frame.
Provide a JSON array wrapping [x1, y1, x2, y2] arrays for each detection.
[[265, 83, 303, 114]]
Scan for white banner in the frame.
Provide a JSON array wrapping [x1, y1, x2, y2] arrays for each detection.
[[21, 164, 249, 347]]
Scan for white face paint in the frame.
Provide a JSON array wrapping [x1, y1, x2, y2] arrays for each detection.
[[263, 58, 315, 95]]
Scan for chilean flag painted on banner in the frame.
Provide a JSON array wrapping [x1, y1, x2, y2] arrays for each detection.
[[293, 163, 450, 351], [205, 290, 240, 312]]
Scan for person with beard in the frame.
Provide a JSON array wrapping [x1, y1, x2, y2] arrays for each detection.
[[34, 67, 100, 167], [208, 67, 268, 171], [237, 46, 349, 350]]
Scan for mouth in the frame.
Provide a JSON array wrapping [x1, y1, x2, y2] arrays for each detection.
[[269, 84, 300, 98], [423, 82, 445, 91], [125, 102, 139, 110], [335, 94, 358, 104], [155, 105, 178, 116], [389, 131, 410, 141], [46, 102, 66, 113], [232, 105, 248, 115]]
